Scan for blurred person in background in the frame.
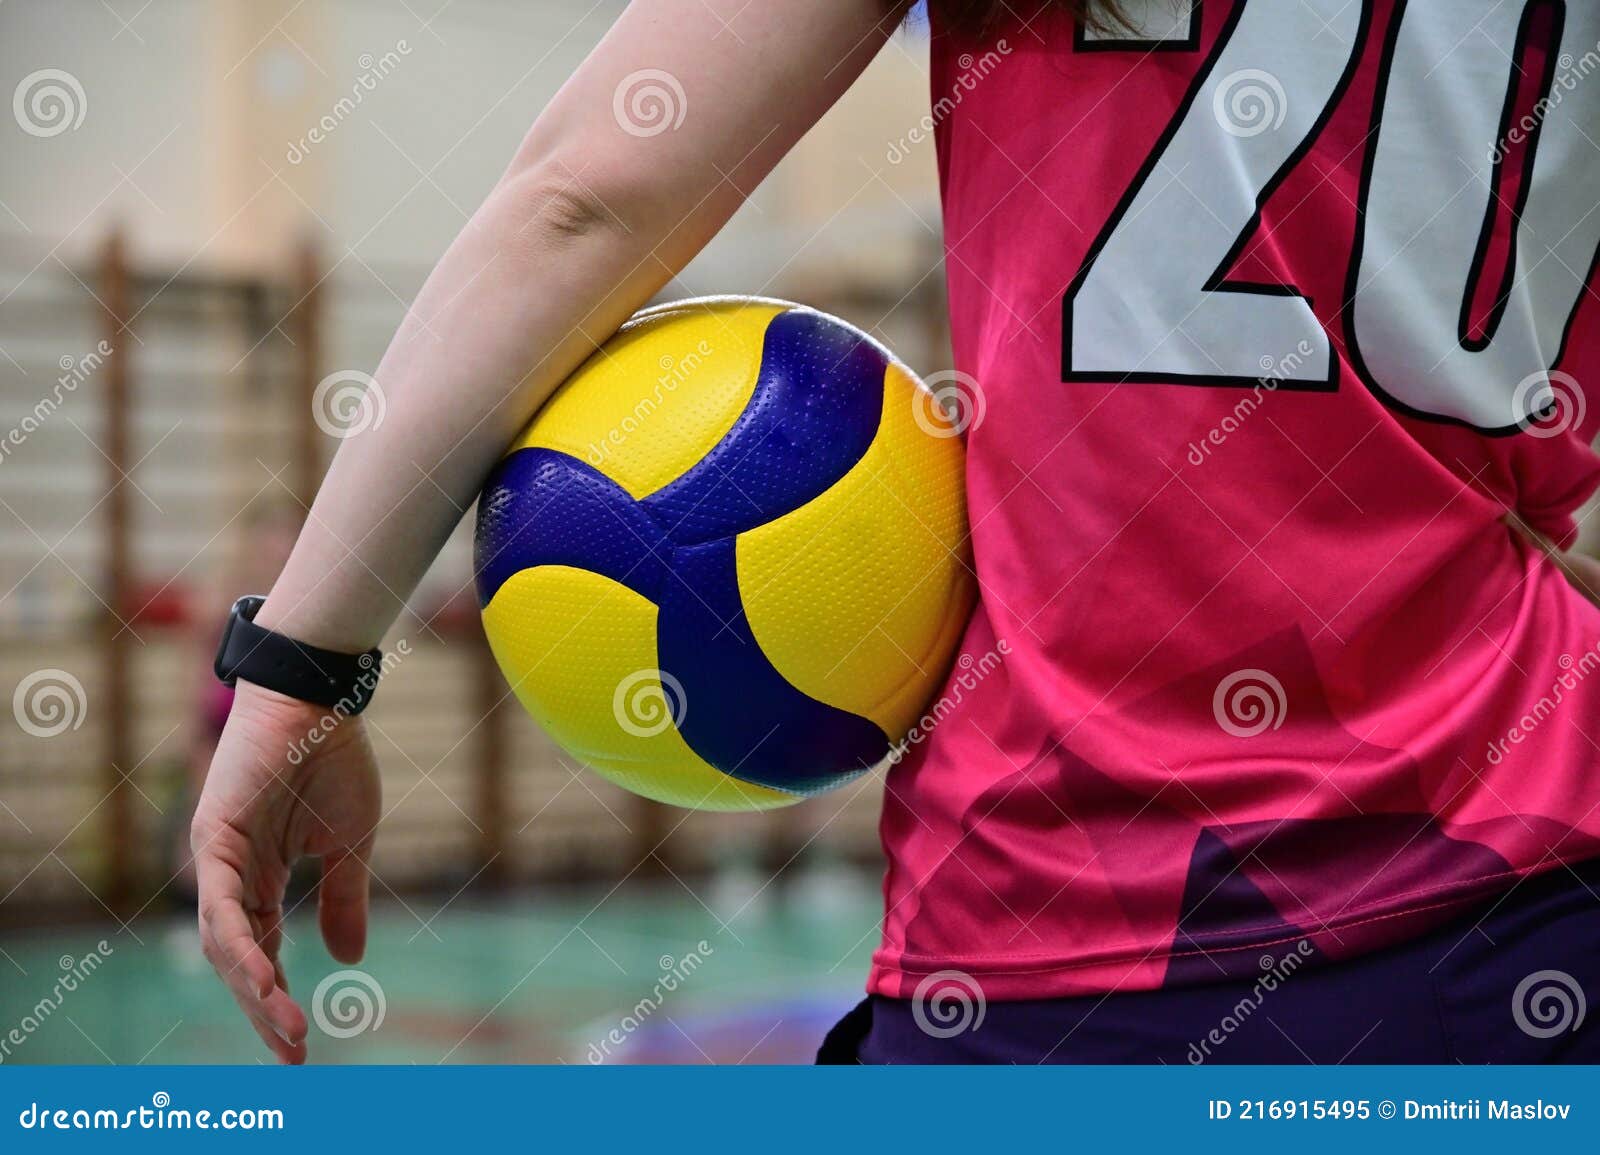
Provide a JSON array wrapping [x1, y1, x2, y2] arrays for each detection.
[[192, 0, 1600, 1064]]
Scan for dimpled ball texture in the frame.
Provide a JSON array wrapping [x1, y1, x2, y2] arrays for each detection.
[[474, 296, 973, 811]]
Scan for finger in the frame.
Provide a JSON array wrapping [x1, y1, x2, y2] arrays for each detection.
[[244, 1007, 309, 1066], [258, 983, 309, 1049], [240, 908, 307, 1046], [196, 860, 308, 1050], [196, 855, 276, 1005], [218, 935, 307, 1057], [318, 847, 371, 964], [246, 908, 292, 997], [207, 939, 307, 1062], [214, 921, 307, 1049], [252, 906, 287, 982]]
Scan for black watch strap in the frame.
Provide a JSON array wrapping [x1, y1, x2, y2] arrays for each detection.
[[213, 596, 384, 714]]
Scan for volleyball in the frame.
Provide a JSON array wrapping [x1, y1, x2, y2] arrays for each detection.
[[474, 297, 973, 810]]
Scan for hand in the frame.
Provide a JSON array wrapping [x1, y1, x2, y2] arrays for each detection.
[[190, 681, 382, 1064]]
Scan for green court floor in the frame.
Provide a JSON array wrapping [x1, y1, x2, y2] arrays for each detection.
[[0, 868, 881, 1064]]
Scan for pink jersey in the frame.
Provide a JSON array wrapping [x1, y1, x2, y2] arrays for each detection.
[[872, 0, 1600, 999]]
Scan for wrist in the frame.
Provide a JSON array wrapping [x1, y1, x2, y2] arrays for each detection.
[[253, 589, 381, 656], [225, 679, 366, 772], [230, 677, 341, 725], [215, 596, 385, 715]]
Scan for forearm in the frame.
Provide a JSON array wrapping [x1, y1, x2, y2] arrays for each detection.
[[254, 172, 730, 651], [249, 0, 899, 654]]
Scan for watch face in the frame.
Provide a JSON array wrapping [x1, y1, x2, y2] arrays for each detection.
[[213, 612, 240, 685], [215, 596, 266, 684]]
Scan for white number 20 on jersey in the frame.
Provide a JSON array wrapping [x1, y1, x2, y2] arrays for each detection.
[[1062, 0, 1600, 435]]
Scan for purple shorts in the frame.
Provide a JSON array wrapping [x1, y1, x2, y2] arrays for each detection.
[[820, 858, 1600, 1063]]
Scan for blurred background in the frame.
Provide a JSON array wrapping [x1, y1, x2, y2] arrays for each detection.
[[0, 0, 948, 1063]]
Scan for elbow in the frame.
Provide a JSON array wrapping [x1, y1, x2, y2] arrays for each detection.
[[481, 122, 728, 281], [484, 166, 631, 254]]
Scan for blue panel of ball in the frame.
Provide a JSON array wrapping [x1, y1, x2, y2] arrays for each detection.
[[473, 307, 894, 792]]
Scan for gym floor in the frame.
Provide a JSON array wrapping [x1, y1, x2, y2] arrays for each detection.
[[0, 869, 880, 1065]]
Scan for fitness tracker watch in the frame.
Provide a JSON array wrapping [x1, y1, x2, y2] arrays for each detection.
[[213, 595, 384, 715]]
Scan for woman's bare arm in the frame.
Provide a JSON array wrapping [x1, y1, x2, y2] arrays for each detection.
[[191, 0, 904, 1063], [257, 0, 902, 652]]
